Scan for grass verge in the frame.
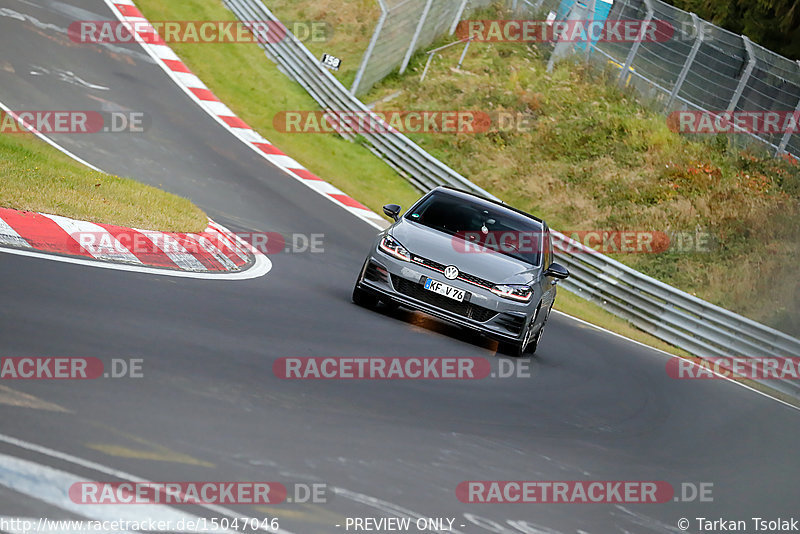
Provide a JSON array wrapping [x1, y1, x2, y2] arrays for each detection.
[[0, 132, 206, 232]]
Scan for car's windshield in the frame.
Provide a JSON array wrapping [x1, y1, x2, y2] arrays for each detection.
[[405, 192, 542, 266]]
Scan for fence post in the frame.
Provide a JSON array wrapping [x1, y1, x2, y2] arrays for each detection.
[[616, 0, 630, 19], [400, 0, 435, 74], [726, 36, 755, 113], [351, 0, 388, 95], [457, 36, 473, 68], [449, 0, 469, 35], [777, 70, 800, 154], [666, 13, 703, 110], [618, 0, 653, 88]]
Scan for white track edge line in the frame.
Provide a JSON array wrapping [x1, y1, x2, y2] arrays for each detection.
[[0, 246, 271, 280], [552, 309, 800, 412]]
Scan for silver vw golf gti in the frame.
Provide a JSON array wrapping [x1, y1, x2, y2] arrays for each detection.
[[353, 187, 569, 356]]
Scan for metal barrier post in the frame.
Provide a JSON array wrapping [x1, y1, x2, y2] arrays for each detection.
[[618, 0, 653, 87], [457, 36, 472, 68], [666, 13, 703, 110], [778, 86, 800, 154], [400, 0, 434, 74], [351, 0, 388, 95], [726, 36, 755, 113], [449, 0, 469, 35]]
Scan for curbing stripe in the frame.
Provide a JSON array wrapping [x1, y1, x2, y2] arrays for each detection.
[[0, 209, 92, 258], [41, 214, 142, 265], [0, 207, 259, 274], [0, 218, 32, 249], [136, 230, 208, 271]]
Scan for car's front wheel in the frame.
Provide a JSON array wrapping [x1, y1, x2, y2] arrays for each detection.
[[500, 306, 540, 357], [527, 304, 553, 354], [352, 283, 379, 308], [352, 259, 379, 308]]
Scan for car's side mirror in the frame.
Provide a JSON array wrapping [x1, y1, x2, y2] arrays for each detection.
[[544, 263, 569, 279], [383, 204, 402, 221]]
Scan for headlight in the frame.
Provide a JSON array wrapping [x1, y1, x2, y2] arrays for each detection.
[[491, 284, 533, 302], [379, 235, 411, 262]]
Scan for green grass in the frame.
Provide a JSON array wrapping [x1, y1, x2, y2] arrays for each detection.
[[265, 0, 378, 89], [0, 133, 207, 232], [135, 0, 420, 218]]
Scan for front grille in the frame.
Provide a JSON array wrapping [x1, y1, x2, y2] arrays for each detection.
[[411, 255, 493, 289], [457, 272, 493, 289], [391, 275, 497, 322]]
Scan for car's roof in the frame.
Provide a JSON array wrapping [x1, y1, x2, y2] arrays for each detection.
[[431, 186, 546, 228]]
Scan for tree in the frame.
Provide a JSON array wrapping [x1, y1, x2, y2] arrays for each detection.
[[664, 0, 800, 59]]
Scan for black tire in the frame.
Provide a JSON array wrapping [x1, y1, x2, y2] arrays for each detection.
[[500, 320, 534, 357], [528, 304, 553, 354], [527, 324, 545, 354], [352, 284, 379, 308], [352, 259, 379, 308], [499, 304, 542, 357]]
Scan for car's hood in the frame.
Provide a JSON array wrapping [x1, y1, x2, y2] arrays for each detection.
[[389, 220, 538, 285]]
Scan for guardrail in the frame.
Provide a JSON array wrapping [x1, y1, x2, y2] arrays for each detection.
[[223, 0, 800, 397]]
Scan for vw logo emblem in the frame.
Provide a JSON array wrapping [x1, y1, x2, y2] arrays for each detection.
[[444, 265, 459, 280]]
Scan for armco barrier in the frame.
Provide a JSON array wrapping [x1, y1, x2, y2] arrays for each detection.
[[223, 0, 800, 397]]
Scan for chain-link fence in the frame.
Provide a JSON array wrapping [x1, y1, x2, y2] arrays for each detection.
[[528, 0, 800, 157], [352, 0, 800, 157], [351, 0, 495, 96]]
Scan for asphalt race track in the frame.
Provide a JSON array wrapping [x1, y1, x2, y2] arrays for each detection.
[[0, 1, 798, 533]]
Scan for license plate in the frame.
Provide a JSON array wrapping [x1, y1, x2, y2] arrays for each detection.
[[424, 278, 465, 302]]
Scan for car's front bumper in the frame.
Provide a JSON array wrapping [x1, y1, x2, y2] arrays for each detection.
[[356, 248, 534, 343]]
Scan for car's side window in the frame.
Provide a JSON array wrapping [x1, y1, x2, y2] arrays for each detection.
[[547, 231, 554, 267]]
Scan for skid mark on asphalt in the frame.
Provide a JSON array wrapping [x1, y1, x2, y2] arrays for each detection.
[[0, 386, 70, 412], [85, 427, 214, 468]]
